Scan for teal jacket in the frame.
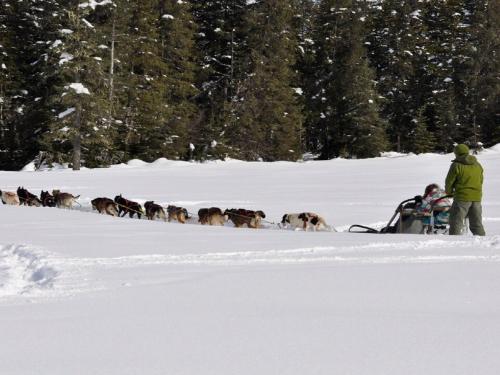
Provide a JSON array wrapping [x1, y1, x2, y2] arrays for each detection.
[[445, 155, 483, 202]]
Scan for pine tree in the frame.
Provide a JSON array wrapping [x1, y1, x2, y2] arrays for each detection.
[[423, 0, 470, 151], [40, 0, 115, 169], [230, 0, 303, 161], [0, 0, 48, 170], [158, 0, 199, 159], [293, 0, 318, 155], [411, 107, 436, 154], [112, 0, 199, 161], [310, 0, 387, 159], [192, 0, 248, 159], [0, 1, 22, 169], [431, 91, 460, 150], [458, 0, 500, 148], [20, 0, 66, 169], [114, 0, 169, 161], [367, 0, 430, 153]]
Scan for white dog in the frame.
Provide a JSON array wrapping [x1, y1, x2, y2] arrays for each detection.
[[281, 212, 329, 231]]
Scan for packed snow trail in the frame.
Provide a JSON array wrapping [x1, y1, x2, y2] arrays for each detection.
[[2, 235, 500, 302]]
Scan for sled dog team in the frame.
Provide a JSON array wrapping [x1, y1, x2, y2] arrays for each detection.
[[1, 187, 329, 231]]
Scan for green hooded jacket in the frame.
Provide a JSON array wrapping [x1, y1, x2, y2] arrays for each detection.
[[445, 145, 484, 202]]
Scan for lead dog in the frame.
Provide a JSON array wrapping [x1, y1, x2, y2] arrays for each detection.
[[114, 194, 144, 219], [224, 208, 266, 229], [144, 201, 166, 221], [167, 205, 190, 224], [281, 212, 328, 231], [91, 197, 119, 216], [0, 190, 20, 206], [198, 207, 227, 226], [52, 190, 80, 209], [17, 187, 42, 207]]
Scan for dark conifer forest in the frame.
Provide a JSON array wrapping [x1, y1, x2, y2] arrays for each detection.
[[0, 0, 498, 170]]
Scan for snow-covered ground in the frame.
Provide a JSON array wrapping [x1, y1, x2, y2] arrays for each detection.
[[1, 147, 500, 375]]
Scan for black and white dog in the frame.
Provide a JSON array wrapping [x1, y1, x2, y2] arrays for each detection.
[[281, 212, 329, 231]]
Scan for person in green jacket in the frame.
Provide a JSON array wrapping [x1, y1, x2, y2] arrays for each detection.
[[445, 144, 485, 236]]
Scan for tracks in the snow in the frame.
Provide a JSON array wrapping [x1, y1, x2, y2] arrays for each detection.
[[2, 236, 500, 302]]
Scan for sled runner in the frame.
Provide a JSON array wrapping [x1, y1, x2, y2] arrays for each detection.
[[349, 195, 452, 235]]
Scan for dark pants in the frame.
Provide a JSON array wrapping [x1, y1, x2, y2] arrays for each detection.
[[449, 201, 486, 236]]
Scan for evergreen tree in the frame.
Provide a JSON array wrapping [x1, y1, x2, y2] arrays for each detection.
[[21, 0, 66, 169], [411, 106, 436, 154], [113, 0, 168, 161], [311, 0, 387, 159], [158, 0, 199, 159], [40, 0, 115, 169], [458, 0, 500, 147], [114, 0, 199, 161], [0, 1, 22, 169], [0, 0, 49, 170], [367, 0, 430, 153], [293, 0, 318, 155], [230, 0, 303, 161], [422, 0, 473, 151], [431, 90, 460, 150], [192, 0, 248, 159]]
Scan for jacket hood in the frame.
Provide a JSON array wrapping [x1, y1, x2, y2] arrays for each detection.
[[454, 144, 470, 157], [453, 154, 478, 165]]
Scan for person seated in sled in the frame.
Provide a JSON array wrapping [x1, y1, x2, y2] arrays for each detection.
[[415, 183, 452, 226]]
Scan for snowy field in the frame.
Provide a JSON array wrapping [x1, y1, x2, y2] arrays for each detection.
[[1, 147, 500, 375]]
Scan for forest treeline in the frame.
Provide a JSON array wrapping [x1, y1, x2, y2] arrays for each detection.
[[0, 0, 498, 170]]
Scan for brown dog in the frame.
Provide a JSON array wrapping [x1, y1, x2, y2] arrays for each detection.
[[224, 208, 266, 229], [17, 187, 42, 207], [198, 207, 227, 226], [91, 197, 119, 216], [0, 190, 20, 206], [52, 190, 80, 209], [167, 205, 190, 224], [114, 194, 144, 219], [144, 201, 166, 221]]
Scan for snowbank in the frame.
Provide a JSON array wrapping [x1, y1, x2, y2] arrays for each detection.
[[19, 143, 500, 173]]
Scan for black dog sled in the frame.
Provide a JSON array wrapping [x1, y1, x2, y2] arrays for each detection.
[[349, 195, 452, 235]]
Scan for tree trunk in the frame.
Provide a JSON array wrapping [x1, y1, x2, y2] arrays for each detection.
[[109, 15, 116, 115], [72, 103, 82, 171]]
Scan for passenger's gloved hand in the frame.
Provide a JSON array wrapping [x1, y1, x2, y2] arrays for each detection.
[[414, 195, 423, 204]]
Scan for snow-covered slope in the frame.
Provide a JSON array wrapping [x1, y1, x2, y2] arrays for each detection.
[[1, 149, 500, 375]]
